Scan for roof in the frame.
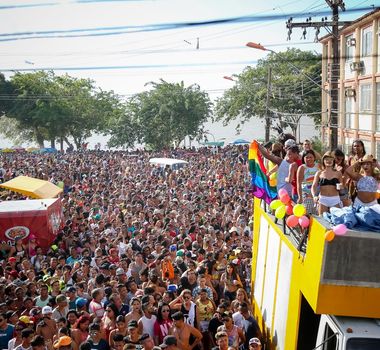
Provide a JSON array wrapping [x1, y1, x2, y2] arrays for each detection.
[[0, 198, 59, 213], [330, 316, 380, 339], [0, 176, 63, 199], [319, 8, 380, 42]]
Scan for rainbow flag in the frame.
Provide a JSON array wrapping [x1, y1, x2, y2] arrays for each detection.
[[249, 140, 277, 204]]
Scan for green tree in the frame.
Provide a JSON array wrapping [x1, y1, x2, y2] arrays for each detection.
[[215, 48, 322, 137], [2, 71, 122, 149], [108, 80, 212, 150]]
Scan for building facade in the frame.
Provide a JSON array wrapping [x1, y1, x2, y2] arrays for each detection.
[[320, 9, 380, 157]]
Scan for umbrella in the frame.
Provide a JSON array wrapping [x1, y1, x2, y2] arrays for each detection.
[[231, 139, 250, 145], [0, 176, 63, 199]]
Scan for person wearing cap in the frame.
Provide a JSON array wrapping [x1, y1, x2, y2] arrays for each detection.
[[311, 151, 343, 216], [123, 320, 140, 347], [248, 337, 262, 349], [36, 306, 56, 342], [258, 141, 301, 197], [159, 335, 178, 349], [345, 154, 380, 208], [52, 295, 69, 322], [88, 323, 109, 350], [53, 336, 72, 350], [14, 328, 35, 350], [66, 287, 78, 310], [170, 311, 202, 350]]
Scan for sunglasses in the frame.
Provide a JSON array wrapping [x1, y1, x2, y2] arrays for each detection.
[[162, 309, 170, 313], [183, 296, 191, 300]]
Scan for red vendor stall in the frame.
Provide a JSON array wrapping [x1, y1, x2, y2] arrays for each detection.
[[0, 198, 63, 251]]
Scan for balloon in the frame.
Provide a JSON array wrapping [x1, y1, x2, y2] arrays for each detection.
[[299, 215, 310, 228], [286, 215, 299, 228], [285, 205, 293, 215], [280, 193, 291, 204], [278, 188, 288, 198], [333, 224, 348, 236], [270, 199, 282, 210], [293, 204, 306, 217], [275, 205, 286, 219], [325, 230, 335, 242]]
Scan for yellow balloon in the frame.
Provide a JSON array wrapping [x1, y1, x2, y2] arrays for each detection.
[[293, 204, 306, 217], [325, 230, 335, 242], [275, 205, 286, 219], [270, 199, 282, 210]]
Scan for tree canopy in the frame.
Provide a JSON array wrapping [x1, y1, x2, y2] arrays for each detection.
[[214, 48, 322, 137], [107, 80, 212, 150]]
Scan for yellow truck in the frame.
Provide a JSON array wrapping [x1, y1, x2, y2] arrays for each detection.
[[251, 198, 380, 349]]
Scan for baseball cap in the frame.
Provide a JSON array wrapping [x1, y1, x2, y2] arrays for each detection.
[[42, 306, 53, 315], [116, 268, 125, 276], [54, 336, 72, 349], [8, 257, 17, 263], [176, 249, 184, 257], [66, 286, 76, 293], [229, 226, 239, 233], [284, 139, 296, 148], [75, 298, 88, 308], [249, 337, 261, 346], [19, 316, 33, 325], [160, 335, 177, 348], [128, 320, 138, 329]]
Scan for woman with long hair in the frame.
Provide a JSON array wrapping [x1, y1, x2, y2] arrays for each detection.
[[311, 152, 343, 216], [124, 297, 143, 325], [296, 149, 319, 214], [333, 149, 351, 207], [231, 288, 251, 313], [71, 315, 90, 346], [345, 155, 380, 208], [348, 140, 366, 200], [153, 302, 173, 345], [102, 303, 118, 340], [220, 262, 243, 302], [109, 315, 128, 349]]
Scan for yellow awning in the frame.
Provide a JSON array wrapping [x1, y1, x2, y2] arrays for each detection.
[[0, 176, 63, 199]]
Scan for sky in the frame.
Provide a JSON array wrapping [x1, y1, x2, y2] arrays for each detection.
[[0, 0, 377, 148]]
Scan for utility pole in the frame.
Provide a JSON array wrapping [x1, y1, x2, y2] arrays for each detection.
[[265, 67, 272, 143], [286, 0, 350, 150]]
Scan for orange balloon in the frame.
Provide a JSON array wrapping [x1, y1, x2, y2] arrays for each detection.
[[325, 230, 335, 242]]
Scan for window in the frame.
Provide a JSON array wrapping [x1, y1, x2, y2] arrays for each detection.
[[376, 141, 380, 159], [345, 34, 354, 62], [360, 84, 372, 112], [361, 26, 373, 57], [322, 324, 338, 350], [345, 96, 354, 129], [377, 83, 380, 132]]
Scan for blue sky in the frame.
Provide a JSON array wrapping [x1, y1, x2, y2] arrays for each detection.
[[0, 0, 377, 147], [0, 0, 376, 97]]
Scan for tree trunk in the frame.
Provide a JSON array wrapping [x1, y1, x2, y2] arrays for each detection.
[[63, 137, 74, 149], [35, 128, 44, 148], [50, 139, 55, 148], [60, 137, 64, 152]]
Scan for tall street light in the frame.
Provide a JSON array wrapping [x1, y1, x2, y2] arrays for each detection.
[[246, 42, 328, 144]]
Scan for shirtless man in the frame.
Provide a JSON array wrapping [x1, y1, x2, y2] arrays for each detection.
[[36, 306, 57, 342], [170, 311, 202, 350]]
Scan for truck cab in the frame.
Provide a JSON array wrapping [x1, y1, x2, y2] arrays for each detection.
[[316, 315, 380, 350]]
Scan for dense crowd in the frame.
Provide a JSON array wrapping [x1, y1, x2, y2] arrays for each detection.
[[0, 146, 263, 350], [0, 135, 379, 350]]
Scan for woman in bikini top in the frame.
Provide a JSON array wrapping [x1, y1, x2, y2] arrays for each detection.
[[346, 155, 380, 207]]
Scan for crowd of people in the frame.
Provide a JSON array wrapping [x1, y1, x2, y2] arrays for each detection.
[[259, 137, 380, 216], [0, 135, 378, 350], [0, 145, 263, 350]]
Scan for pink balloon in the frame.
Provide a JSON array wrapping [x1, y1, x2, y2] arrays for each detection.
[[280, 193, 291, 204], [333, 224, 347, 236], [285, 205, 293, 215], [278, 188, 288, 198], [286, 215, 299, 228], [298, 216, 310, 228]]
